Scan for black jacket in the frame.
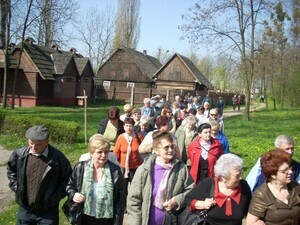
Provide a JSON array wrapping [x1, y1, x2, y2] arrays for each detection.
[[98, 118, 124, 138], [7, 144, 72, 211], [65, 160, 126, 225]]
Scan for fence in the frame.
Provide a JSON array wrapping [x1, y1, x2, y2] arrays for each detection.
[[95, 85, 243, 107]]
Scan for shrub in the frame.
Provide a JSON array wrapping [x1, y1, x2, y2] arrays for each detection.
[[0, 113, 80, 144]]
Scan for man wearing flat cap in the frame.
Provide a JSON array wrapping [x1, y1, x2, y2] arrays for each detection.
[[7, 125, 72, 225]]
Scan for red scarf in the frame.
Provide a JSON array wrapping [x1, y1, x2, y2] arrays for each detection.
[[214, 178, 241, 216]]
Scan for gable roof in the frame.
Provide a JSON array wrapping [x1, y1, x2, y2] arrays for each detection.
[[99, 47, 162, 80], [124, 48, 162, 79], [11, 40, 89, 80], [153, 53, 214, 90], [74, 57, 93, 76]]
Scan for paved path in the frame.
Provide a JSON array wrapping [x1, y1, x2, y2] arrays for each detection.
[[0, 146, 14, 212]]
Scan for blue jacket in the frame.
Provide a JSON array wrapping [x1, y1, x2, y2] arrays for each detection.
[[213, 132, 229, 154], [246, 157, 300, 192]]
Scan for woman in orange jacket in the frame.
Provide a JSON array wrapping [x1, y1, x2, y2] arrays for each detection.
[[114, 117, 143, 189]]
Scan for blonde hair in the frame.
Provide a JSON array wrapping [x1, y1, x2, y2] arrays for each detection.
[[123, 104, 132, 112], [88, 134, 110, 154]]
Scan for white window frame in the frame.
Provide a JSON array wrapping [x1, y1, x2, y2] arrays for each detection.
[[127, 82, 135, 88], [103, 81, 111, 87]]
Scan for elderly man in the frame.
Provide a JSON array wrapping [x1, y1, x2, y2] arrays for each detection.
[[246, 134, 300, 192], [7, 125, 72, 225]]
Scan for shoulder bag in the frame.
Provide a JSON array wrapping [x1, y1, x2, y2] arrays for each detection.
[[180, 178, 215, 225]]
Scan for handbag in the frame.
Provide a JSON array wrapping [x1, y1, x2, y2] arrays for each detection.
[[62, 197, 83, 225], [181, 178, 215, 225]]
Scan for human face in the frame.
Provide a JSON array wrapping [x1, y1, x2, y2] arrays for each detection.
[[124, 123, 134, 135], [140, 123, 150, 131], [186, 122, 196, 132], [210, 126, 219, 137], [155, 139, 175, 163], [91, 148, 109, 168], [225, 168, 243, 189], [199, 128, 211, 142], [133, 112, 141, 121], [210, 112, 218, 120], [275, 162, 293, 184], [280, 143, 294, 156], [159, 123, 170, 132], [28, 139, 49, 154], [166, 110, 172, 118]]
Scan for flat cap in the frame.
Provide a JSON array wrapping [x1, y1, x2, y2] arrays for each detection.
[[25, 125, 50, 141]]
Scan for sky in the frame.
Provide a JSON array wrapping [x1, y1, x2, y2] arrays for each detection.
[[78, 0, 204, 57]]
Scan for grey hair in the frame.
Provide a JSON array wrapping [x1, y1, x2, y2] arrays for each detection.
[[214, 153, 243, 179], [274, 135, 294, 148], [140, 115, 151, 125], [186, 115, 197, 126]]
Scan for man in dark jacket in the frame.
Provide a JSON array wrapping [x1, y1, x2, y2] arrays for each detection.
[[7, 125, 72, 225]]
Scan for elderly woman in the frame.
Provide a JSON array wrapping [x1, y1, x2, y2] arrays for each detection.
[[132, 108, 142, 128], [175, 115, 198, 165], [134, 114, 154, 137], [65, 134, 126, 225], [139, 115, 180, 159], [188, 123, 223, 183], [97, 106, 124, 165], [185, 153, 252, 225], [210, 120, 229, 154], [114, 117, 143, 187], [127, 131, 194, 225], [246, 149, 300, 225], [160, 105, 177, 133]]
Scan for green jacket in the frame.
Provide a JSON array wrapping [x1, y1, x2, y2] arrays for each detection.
[[127, 154, 194, 225]]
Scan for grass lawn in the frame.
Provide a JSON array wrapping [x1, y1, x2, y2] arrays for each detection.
[[0, 102, 299, 224]]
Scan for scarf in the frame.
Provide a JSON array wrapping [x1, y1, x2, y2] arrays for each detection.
[[214, 178, 241, 216], [153, 157, 174, 209], [200, 141, 211, 160], [124, 133, 133, 178], [81, 160, 114, 219]]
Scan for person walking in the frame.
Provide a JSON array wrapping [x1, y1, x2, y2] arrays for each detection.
[[7, 125, 72, 225]]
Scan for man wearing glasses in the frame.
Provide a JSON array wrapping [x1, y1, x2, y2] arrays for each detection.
[[246, 134, 300, 192]]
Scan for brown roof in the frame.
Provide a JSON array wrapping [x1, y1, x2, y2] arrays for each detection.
[[74, 57, 93, 76], [153, 53, 214, 90]]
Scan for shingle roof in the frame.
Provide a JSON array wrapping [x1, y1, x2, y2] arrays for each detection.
[[153, 53, 214, 90], [124, 48, 162, 80], [12, 41, 89, 80]]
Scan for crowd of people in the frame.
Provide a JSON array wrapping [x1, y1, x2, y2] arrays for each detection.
[[6, 93, 300, 225]]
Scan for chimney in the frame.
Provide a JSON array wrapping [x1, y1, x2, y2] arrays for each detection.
[[70, 47, 77, 54], [51, 43, 60, 51], [143, 50, 147, 56], [25, 37, 35, 45]]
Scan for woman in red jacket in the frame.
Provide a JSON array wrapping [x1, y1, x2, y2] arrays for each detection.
[[188, 123, 223, 184], [114, 117, 143, 189]]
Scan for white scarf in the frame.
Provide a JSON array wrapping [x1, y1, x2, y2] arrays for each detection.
[[153, 157, 173, 209], [123, 133, 134, 178]]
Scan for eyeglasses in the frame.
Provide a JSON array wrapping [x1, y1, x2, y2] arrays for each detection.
[[160, 144, 176, 152], [231, 172, 243, 180], [278, 166, 293, 174], [210, 114, 217, 116]]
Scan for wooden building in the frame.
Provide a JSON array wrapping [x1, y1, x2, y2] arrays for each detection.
[[0, 38, 94, 107], [153, 53, 214, 97]]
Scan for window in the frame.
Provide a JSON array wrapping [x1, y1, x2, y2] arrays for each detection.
[[66, 78, 72, 82], [124, 69, 129, 79], [127, 82, 135, 88], [103, 81, 111, 87]]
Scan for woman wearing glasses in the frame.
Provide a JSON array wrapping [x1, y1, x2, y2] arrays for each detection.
[[185, 153, 252, 225], [127, 131, 194, 225], [246, 149, 300, 225]]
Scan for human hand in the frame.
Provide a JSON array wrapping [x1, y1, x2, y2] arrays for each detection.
[[163, 197, 178, 212], [195, 198, 216, 210], [73, 192, 85, 203], [256, 220, 266, 225]]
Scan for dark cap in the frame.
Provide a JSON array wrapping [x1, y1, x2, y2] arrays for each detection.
[[25, 125, 50, 141]]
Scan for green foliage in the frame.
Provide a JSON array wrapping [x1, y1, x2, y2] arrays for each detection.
[[0, 113, 80, 144], [0, 104, 299, 224]]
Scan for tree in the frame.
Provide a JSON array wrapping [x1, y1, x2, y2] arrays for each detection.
[[1, 0, 11, 108], [114, 0, 141, 49], [154, 46, 171, 64], [76, 5, 115, 72], [10, 0, 78, 47], [180, 0, 271, 120]]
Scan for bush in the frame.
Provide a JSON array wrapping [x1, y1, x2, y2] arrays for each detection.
[[0, 113, 80, 144]]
